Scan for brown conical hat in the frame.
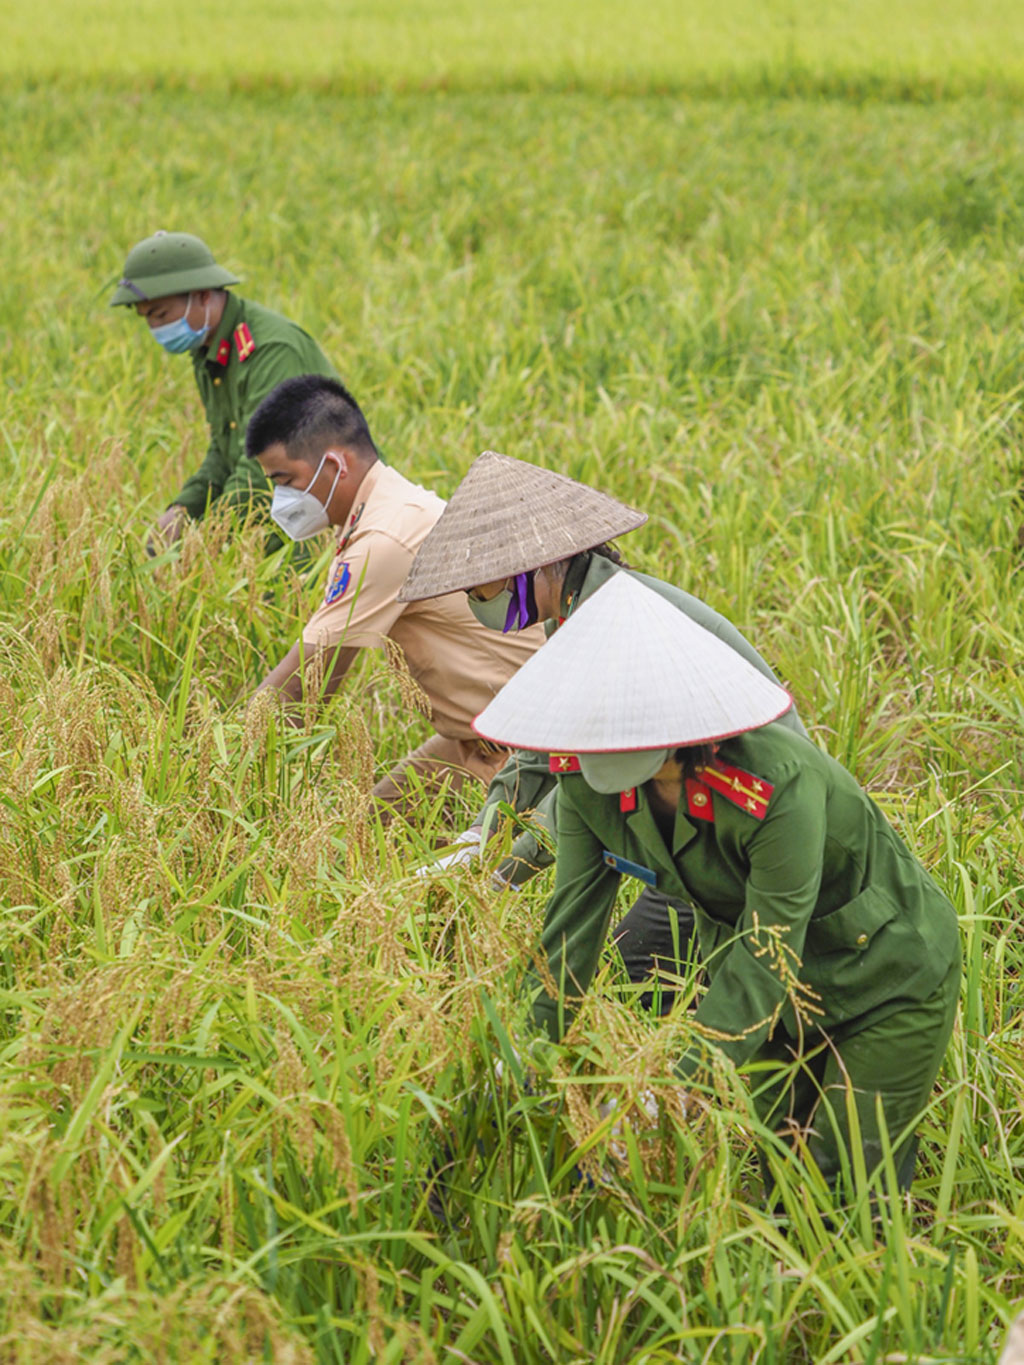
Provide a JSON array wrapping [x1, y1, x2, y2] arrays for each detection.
[[397, 451, 647, 602]]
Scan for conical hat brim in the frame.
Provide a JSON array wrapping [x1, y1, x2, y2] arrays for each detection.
[[473, 572, 793, 751], [397, 451, 647, 602]]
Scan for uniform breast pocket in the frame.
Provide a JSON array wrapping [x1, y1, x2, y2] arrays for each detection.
[[808, 886, 897, 954], [804, 885, 913, 1024]]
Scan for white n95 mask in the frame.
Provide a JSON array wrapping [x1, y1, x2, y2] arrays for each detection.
[[270, 452, 342, 541]]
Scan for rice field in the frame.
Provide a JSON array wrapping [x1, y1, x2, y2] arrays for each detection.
[[0, 4, 1023, 1361]]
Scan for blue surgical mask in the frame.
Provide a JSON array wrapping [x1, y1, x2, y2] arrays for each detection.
[[150, 294, 210, 354]]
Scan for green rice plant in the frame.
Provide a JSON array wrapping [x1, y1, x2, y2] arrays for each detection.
[[3, 0, 1024, 99], [0, 20, 1023, 1357]]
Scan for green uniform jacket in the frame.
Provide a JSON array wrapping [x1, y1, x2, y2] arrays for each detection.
[[175, 293, 338, 519], [528, 722, 961, 1076], [479, 552, 808, 881]]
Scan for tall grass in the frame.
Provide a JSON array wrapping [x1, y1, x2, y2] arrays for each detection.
[[0, 31, 1022, 1365], [3, 0, 1024, 98]]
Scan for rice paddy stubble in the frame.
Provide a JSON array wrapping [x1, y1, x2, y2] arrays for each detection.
[[0, 61, 1022, 1365]]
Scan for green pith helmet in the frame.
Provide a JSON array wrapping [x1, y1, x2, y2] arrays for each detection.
[[109, 231, 240, 307]]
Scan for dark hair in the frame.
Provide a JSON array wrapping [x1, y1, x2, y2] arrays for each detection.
[[590, 542, 630, 569], [673, 743, 716, 779], [246, 374, 377, 463]]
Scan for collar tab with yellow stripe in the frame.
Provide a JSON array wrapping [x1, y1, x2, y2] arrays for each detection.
[[234, 322, 256, 362], [689, 760, 774, 820]]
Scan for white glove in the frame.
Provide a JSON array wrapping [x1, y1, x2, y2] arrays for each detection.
[[598, 1088, 660, 1135], [490, 867, 521, 894], [413, 828, 481, 878], [493, 1047, 521, 1083]]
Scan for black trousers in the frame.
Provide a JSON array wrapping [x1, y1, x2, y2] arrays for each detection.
[[610, 886, 697, 1015]]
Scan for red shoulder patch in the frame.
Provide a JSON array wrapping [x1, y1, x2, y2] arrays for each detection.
[[234, 323, 256, 362], [696, 762, 774, 820], [549, 753, 580, 774]]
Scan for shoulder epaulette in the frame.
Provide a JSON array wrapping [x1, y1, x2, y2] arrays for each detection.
[[696, 762, 774, 820], [234, 322, 256, 362], [549, 753, 580, 774]]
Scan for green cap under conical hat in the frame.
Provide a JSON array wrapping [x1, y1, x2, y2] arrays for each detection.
[[397, 451, 647, 602], [110, 231, 240, 306]]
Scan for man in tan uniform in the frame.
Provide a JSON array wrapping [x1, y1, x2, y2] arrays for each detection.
[[247, 374, 542, 802]]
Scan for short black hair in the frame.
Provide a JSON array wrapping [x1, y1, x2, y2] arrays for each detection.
[[246, 374, 377, 463], [673, 743, 716, 778]]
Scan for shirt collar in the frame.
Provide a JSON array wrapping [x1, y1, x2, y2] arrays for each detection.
[[560, 550, 618, 619], [350, 456, 384, 506], [199, 292, 243, 368], [334, 458, 384, 546], [622, 783, 699, 869]]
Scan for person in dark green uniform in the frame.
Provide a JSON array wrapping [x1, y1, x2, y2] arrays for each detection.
[[110, 231, 338, 556], [398, 450, 809, 1008], [472, 572, 962, 1196]]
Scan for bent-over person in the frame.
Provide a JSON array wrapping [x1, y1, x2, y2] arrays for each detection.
[[399, 450, 809, 1006], [110, 230, 338, 558], [472, 573, 961, 1198], [247, 378, 543, 805]]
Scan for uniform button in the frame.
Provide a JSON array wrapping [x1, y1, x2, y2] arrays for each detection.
[[214, 377, 221, 386], [856, 933, 868, 946], [230, 421, 236, 429], [693, 792, 708, 807]]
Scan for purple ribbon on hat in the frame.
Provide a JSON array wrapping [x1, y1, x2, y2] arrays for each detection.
[[503, 573, 532, 633]]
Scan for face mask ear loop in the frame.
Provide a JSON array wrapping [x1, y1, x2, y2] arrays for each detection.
[[301, 451, 332, 495], [320, 455, 343, 518]]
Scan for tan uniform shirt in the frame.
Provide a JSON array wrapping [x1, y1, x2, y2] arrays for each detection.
[[302, 462, 543, 740]]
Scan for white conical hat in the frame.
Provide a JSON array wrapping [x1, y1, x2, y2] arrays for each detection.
[[397, 451, 646, 602], [473, 572, 792, 751]]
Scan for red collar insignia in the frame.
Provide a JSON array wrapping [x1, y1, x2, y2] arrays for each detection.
[[215, 338, 230, 366], [336, 500, 365, 555], [686, 777, 715, 821], [549, 753, 580, 774]]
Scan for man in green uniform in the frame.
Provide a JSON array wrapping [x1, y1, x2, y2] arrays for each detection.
[[110, 230, 338, 555], [399, 451, 809, 1007], [472, 573, 962, 1197]]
